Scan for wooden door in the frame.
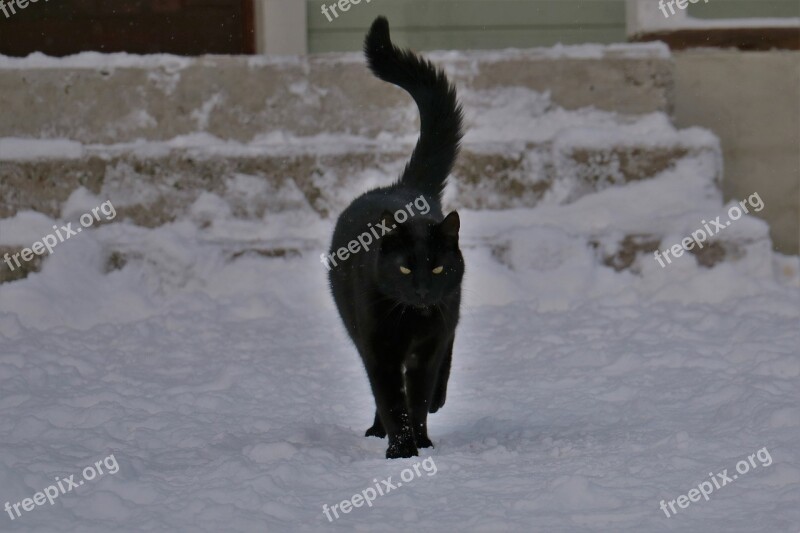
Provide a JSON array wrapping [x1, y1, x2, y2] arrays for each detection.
[[0, 0, 256, 57]]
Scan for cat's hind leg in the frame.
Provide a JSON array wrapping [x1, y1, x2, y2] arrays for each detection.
[[365, 410, 386, 438], [429, 338, 454, 413]]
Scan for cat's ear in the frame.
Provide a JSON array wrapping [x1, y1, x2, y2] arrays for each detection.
[[440, 211, 460, 238]]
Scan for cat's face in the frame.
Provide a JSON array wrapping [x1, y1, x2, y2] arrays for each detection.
[[375, 211, 464, 308]]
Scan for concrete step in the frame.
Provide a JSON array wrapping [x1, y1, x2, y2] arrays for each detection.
[[0, 43, 672, 145]]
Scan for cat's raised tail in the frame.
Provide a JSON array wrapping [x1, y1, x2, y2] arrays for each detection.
[[364, 16, 464, 201]]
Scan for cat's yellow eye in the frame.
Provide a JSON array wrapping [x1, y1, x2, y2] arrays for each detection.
[[400, 266, 411, 274], [432, 266, 444, 274]]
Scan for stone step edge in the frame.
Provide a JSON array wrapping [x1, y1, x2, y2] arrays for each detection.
[[0, 142, 719, 224]]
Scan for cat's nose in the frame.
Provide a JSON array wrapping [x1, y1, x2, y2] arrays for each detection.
[[416, 288, 429, 299]]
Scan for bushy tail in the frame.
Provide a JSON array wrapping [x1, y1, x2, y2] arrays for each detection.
[[364, 16, 464, 201]]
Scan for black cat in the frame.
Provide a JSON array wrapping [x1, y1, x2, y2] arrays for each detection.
[[325, 16, 465, 459]]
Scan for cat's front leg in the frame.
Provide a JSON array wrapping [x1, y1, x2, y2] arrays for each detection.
[[405, 364, 434, 448], [364, 360, 418, 459], [385, 414, 418, 459], [406, 339, 448, 449]]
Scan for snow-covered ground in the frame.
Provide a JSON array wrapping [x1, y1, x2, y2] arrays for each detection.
[[0, 43, 798, 531], [1, 154, 798, 531]]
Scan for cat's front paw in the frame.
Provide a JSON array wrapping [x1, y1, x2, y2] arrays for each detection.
[[386, 438, 418, 459]]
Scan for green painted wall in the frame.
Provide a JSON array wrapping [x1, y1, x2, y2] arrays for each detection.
[[307, 0, 627, 52], [307, 0, 799, 53]]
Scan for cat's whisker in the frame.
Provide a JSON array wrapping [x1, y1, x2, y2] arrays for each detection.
[[385, 301, 404, 319], [435, 304, 447, 323]]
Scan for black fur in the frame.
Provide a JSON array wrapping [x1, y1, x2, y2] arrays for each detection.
[[326, 16, 465, 459], [363, 16, 464, 199]]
